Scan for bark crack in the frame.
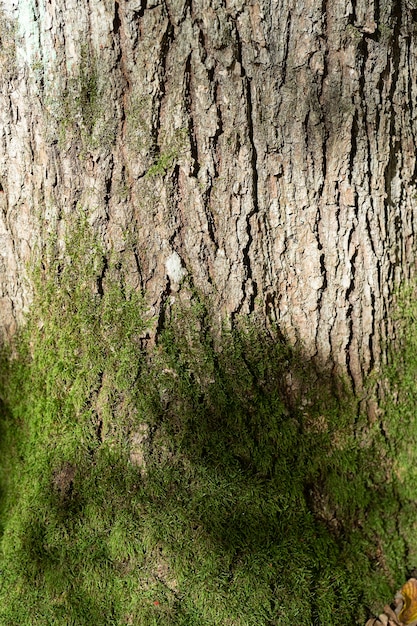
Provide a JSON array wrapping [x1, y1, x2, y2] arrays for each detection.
[[177, 0, 192, 27], [345, 245, 359, 389], [210, 72, 222, 180], [406, 34, 417, 185], [348, 110, 359, 186], [114, 0, 133, 181], [133, 0, 147, 21], [368, 289, 376, 374], [155, 278, 172, 340], [96, 256, 109, 297], [313, 202, 328, 355], [152, 13, 175, 157], [113, 1, 122, 36], [233, 24, 259, 315], [359, 40, 373, 196], [184, 52, 199, 177], [383, 0, 402, 211], [280, 10, 292, 87]]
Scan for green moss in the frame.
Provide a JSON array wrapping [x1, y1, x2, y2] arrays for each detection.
[[378, 22, 394, 40], [146, 150, 178, 177], [125, 93, 154, 154], [0, 217, 416, 624], [145, 128, 188, 177], [0, 12, 17, 78], [48, 45, 116, 152]]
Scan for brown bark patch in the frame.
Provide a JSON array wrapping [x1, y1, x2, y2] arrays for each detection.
[[52, 462, 76, 499]]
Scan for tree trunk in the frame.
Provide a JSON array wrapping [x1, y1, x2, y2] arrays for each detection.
[[1, 0, 417, 388]]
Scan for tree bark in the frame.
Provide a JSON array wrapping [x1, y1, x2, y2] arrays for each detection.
[[1, 0, 417, 387]]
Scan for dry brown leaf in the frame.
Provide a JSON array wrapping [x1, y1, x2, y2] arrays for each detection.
[[399, 579, 417, 625]]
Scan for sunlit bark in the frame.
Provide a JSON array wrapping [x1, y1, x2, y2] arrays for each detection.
[[1, 0, 417, 387]]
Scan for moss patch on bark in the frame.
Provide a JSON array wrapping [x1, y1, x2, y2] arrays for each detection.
[[0, 218, 415, 625]]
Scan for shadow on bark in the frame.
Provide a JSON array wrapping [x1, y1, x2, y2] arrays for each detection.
[[0, 308, 401, 625], [137, 312, 398, 623]]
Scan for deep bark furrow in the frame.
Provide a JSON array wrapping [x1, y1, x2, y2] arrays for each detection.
[[184, 52, 200, 177], [368, 290, 376, 374], [279, 9, 292, 87], [237, 71, 258, 314], [345, 303, 356, 390]]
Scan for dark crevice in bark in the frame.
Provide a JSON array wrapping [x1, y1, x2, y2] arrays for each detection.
[[155, 279, 171, 340], [234, 24, 259, 315], [357, 35, 367, 95], [280, 10, 292, 87], [96, 256, 109, 297], [133, 0, 147, 21], [260, 214, 277, 300], [113, 1, 121, 36], [201, 68, 221, 251], [387, 257, 396, 289], [184, 52, 199, 177], [394, 213, 403, 268], [201, 204, 218, 250], [130, 1, 147, 48], [378, 414, 390, 448], [345, 304, 356, 391], [384, 142, 400, 210], [153, 18, 175, 157], [197, 24, 207, 64], [210, 75, 222, 179], [374, 0, 380, 25], [383, 0, 402, 214], [113, 4, 132, 163], [133, 249, 144, 291], [201, 175, 219, 248], [368, 290, 376, 374], [204, 204, 218, 250], [318, 0, 329, 192], [321, 0, 328, 35], [346, 248, 358, 305], [409, 204, 416, 266], [319, 250, 327, 293], [349, 0, 357, 24], [406, 38, 417, 186], [355, 35, 372, 194], [314, 246, 328, 353], [313, 199, 327, 341], [158, 15, 175, 89], [178, 0, 193, 26], [348, 112, 358, 188], [375, 74, 382, 141], [96, 415, 103, 443], [104, 173, 112, 204], [319, 122, 328, 196], [345, 246, 359, 389], [168, 165, 183, 243], [376, 260, 382, 303], [356, 38, 373, 196], [365, 209, 377, 257]]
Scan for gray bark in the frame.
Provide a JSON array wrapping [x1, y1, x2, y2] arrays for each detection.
[[1, 0, 417, 387]]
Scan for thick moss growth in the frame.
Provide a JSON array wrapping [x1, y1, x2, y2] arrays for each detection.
[[0, 218, 415, 624]]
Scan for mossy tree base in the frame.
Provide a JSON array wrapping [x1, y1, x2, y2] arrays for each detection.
[[0, 219, 416, 625]]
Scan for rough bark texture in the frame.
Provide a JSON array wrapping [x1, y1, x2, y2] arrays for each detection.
[[1, 0, 417, 387]]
